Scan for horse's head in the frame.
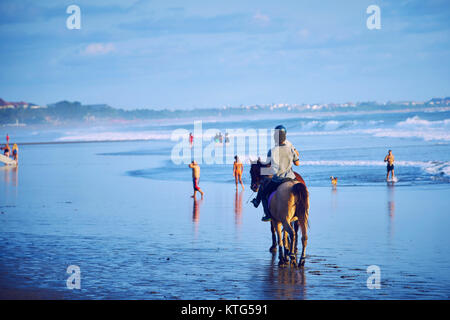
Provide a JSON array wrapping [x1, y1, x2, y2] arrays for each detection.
[[249, 160, 263, 192]]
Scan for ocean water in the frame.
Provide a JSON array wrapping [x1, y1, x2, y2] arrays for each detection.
[[1, 105, 449, 299], [8, 104, 449, 187]]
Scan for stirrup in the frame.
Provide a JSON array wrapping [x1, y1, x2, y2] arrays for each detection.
[[251, 198, 260, 208]]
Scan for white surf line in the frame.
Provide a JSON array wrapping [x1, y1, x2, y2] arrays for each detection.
[[300, 160, 450, 177], [300, 160, 439, 167]]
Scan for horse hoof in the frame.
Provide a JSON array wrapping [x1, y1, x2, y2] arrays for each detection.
[[299, 257, 306, 267], [278, 261, 287, 268]]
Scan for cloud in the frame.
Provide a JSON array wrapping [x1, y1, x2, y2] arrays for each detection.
[[82, 43, 115, 56], [297, 28, 310, 39], [252, 11, 270, 25]]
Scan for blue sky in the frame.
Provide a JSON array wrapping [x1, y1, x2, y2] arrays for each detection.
[[0, 0, 449, 109]]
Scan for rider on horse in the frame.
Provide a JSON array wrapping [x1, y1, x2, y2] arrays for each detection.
[[251, 125, 300, 221]]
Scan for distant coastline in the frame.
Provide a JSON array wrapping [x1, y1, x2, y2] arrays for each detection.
[[1, 97, 449, 126]]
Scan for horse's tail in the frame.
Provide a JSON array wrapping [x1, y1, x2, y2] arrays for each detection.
[[292, 182, 310, 230]]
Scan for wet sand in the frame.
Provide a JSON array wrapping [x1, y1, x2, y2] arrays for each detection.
[[0, 142, 449, 299]]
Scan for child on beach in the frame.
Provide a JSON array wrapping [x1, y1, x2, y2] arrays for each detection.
[[233, 155, 244, 191], [189, 160, 204, 199]]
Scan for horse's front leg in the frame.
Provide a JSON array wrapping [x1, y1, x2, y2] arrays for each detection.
[[283, 221, 297, 268], [269, 221, 277, 253]]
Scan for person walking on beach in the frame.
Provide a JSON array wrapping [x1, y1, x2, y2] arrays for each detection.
[[233, 155, 245, 191], [189, 160, 204, 199], [6, 134, 9, 144], [384, 149, 395, 181]]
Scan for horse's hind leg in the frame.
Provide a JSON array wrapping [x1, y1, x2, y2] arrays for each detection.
[[288, 221, 299, 267], [282, 220, 297, 268], [275, 222, 287, 267], [282, 230, 290, 264], [293, 220, 299, 255], [298, 222, 308, 267]]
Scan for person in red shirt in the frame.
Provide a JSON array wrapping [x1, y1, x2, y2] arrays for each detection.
[[189, 132, 193, 148]]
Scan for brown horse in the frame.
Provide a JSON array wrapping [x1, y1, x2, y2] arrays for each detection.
[[250, 161, 309, 267]]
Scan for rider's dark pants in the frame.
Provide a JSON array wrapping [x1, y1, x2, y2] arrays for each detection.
[[256, 178, 294, 217]]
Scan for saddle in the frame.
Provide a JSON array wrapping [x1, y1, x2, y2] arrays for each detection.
[[266, 172, 306, 208]]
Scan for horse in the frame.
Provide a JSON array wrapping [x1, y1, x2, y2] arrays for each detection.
[[250, 161, 309, 267]]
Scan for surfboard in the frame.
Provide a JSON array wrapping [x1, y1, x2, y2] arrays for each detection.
[[0, 154, 17, 166]]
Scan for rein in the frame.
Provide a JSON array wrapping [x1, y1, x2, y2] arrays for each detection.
[[246, 191, 255, 204]]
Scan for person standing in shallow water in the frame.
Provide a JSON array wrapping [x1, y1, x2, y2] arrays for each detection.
[[233, 155, 244, 191], [189, 160, 204, 199], [384, 149, 395, 181], [189, 132, 193, 148], [12, 144, 19, 163]]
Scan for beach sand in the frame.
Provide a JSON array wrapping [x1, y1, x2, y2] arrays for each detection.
[[0, 141, 449, 299]]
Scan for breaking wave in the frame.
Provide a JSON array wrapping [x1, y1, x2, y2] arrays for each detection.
[[57, 131, 173, 142], [300, 160, 450, 177], [56, 115, 450, 143]]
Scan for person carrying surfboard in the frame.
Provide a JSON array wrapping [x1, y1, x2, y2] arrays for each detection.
[[384, 149, 395, 182]]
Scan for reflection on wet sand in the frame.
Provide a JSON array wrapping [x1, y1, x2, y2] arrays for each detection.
[[12, 166, 18, 187], [2, 166, 18, 187], [387, 183, 395, 239], [331, 185, 338, 211], [265, 253, 307, 299], [2, 166, 9, 184], [234, 190, 243, 226], [192, 198, 202, 237]]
